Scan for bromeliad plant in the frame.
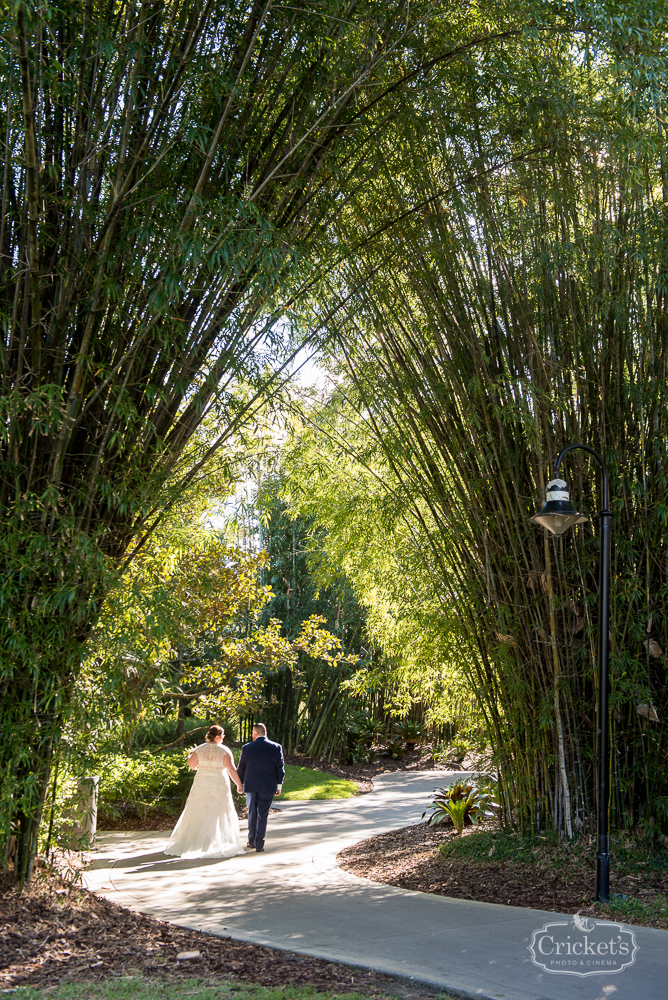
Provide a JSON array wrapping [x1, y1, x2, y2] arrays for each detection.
[[354, 717, 387, 747], [393, 719, 424, 747], [423, 782, 497, 835], [385, 736, 408, 759]]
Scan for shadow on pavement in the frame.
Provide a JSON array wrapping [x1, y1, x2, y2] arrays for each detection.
[[112, 851, 245, 873]]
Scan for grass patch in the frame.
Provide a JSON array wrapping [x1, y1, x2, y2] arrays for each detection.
[[14, 980, 373, 1000], [438, 826, 553, 864], [281, 764, 357, 800], [439, 824, 668, 877], [600, 893, 668, 926]]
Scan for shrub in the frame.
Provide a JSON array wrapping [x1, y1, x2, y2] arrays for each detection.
[[353, 717, 386, 746], [131, 718, 179, 750], [344, 745, 367, 765], [384, 736, 407, 759], [428, 741, 448, 762], [452, 740, 470, 760], [43, 767, 99, 853], [393, 719, 423, 746], [97, 750, 192, 821]]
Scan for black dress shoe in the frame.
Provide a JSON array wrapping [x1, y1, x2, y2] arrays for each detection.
[[255, 847, 265, 852]]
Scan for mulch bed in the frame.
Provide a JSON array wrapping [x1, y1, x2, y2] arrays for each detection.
[[337, 823, 668, 925], [0, 871, 440, 997]]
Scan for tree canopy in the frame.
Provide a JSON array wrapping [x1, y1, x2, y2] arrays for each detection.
[[6, 0, 533, 881], [5, 0, 668, 881], [281, 1, 668, 839]]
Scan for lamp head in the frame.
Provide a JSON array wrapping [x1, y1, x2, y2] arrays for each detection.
[[530, 478, 588, 536]]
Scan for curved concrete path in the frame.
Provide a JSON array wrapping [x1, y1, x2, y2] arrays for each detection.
[[84, 771, 666, 1000]]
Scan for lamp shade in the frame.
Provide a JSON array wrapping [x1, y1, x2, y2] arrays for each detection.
[[530, 478, 588, 536]]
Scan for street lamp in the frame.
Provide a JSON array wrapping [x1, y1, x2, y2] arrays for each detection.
[[530, 443, 612, 904]]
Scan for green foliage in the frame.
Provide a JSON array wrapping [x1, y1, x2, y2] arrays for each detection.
[[6, 0, 665, 882], [70, 513, 354, 762], [439, 826, 558, 864], [128, 719, 182, 753], [599, 896, 668, 930], [281, 420, 485, 739], [424, 782, 497, 835], [260, 481, 368, 648], [41, 770, 99, 854], [256, 478, 371, 757], [437, 825, 668, 927], [92, 530, 278, 727], [343, 712, 388, 763], [280, 0, 668, 842], [384, 738, 407, 760], [130, 718, 238, 752], [42, 749, 191, 851], [344, 743, 379, 765], [428, 742, 449, 763], [437, 824, 668, 872], [95, 751, 191, 823], [393, 720, 424, 746], [352, 717, 387, 746], [4, 0, 481, 883]]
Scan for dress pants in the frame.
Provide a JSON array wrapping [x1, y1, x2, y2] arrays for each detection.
[[245, 792, 273, 849]]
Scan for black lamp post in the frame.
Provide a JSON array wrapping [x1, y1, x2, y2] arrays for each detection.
[[530, 443, 611, 904]]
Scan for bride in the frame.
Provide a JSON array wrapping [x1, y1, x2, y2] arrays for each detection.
[[165, 724, 244, 859]]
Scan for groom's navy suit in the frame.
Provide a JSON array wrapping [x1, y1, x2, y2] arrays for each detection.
[[237, 736, 285, 850]]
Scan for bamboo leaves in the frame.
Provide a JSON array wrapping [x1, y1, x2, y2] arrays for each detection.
[[4, 0, 498, 880], [282, 4, 668, 838]]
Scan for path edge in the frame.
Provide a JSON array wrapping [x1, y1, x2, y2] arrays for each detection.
[[168, 917, 530, 1000]]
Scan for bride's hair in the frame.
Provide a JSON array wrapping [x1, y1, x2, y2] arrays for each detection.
[[205, 725, 224, 743]]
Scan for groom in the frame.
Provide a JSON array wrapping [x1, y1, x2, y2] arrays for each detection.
[[237, 723, 285, 853]]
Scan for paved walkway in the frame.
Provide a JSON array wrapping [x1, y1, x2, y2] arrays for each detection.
[[84, 771, 666, 1000]]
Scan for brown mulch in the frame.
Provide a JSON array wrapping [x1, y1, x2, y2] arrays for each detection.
[[0, 871, 441, 997], [337, 823, 668, 925]]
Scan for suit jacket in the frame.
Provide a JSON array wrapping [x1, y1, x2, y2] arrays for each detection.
[[237, 736, 285, 796]]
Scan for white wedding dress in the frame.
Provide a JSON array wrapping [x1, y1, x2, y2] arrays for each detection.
[[164, 743, 244, 859]]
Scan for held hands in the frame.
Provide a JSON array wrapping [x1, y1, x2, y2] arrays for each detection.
[[237, 784, 244, 794]]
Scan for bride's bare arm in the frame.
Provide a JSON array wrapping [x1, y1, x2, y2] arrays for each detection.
[[223, 752, 243, 792], [188, 751, 199, 770]]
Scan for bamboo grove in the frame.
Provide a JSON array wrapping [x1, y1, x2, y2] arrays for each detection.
[[3, 0, 667, 884], [286, 4, 668, 838], [0, 0, 529, 883]]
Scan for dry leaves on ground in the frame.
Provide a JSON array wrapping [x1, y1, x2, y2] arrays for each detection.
[[0, 872, 439, 997]]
